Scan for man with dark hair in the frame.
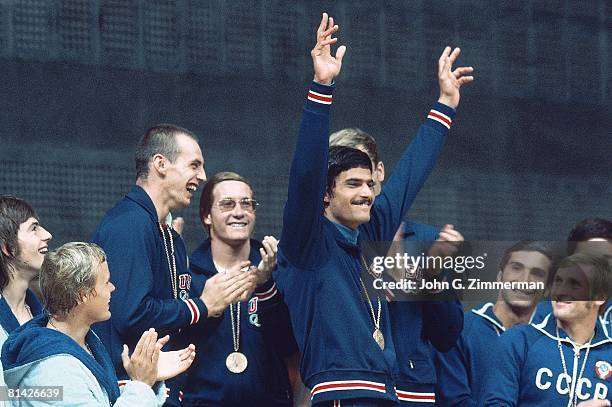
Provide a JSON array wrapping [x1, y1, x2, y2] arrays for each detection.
[[171, 171, 296, 406], [435, 241, 553, 406], [330, 106, 465, 406], [484, 253, 612, 406], [567, 218, 612, 257], [0, 196, 52, 393], [276, 13, 473, 406], [92, 125, 256, 391]]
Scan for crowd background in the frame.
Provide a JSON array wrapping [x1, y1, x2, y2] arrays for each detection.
[[0, 0, 610, 251]]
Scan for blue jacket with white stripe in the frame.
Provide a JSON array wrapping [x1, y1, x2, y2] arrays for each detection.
[[276, 81, 454, 405], [92, 185, 207, 384], [483, 313, 612, 406], [434, 302, 505, 406], [175, 238, 294, 406]]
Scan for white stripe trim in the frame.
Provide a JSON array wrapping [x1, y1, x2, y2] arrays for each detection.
[[184, 298, 200, 324], [429, 109, 451, 123], [532, 315, 612, 348], [472, 302, 505, 333], [602, 305, 612, 338], [311, 379, 387, 398], [308, 95, 332, 105], [309, 90, 333, 99], [256, 283, 278, 302], [427, 114, 451, 129]]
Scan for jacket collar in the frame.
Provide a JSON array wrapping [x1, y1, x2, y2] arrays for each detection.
[[472, 302, 505, 334], [125, 185, 159, 222], [532, 312, 612, 349], [2, 314, 120, 403], [0, 290, 43, 334]]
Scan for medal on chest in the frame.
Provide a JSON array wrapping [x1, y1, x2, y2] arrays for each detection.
[[226, 302, 248, 373], [360, 257, 384, 351]]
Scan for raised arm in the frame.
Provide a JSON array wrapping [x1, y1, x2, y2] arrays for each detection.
[[366, 47, 474, 241], [280, 13, 346, 267]]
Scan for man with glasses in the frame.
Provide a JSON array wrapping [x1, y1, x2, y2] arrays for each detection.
[[171, 171, 296, 406], [92, 125, 257, 396]]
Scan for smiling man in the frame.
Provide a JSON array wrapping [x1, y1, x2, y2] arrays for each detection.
[[483, 253, 612, 406], [275, 13, 473, 406], [170, 171, 296, 406], [92, 125, 254, 390], [435, 241, 553, 406]]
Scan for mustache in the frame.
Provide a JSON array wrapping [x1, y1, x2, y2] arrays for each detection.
[[351, 198, 373, 205]]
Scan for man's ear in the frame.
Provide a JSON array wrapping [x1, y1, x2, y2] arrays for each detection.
[[324, 191, 331, 206], [496, 270, 503, 283], [1, 243, 13, 258], [375, 161, 385, 183], [203, 214, 212, 226], [151, 154, 167, 176]]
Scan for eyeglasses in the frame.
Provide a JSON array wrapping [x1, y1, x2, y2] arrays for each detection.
[[214, 198, 259, 212]]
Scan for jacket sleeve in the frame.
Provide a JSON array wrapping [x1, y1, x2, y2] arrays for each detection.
[[364, 103, 455, 242], [16, 356, 160, 407], [434, 332, 478, 407], [482, 328, 526, 406], [423, 297, 463, 351], [279, 82, 334, 269], [93, 215, 207, 339]]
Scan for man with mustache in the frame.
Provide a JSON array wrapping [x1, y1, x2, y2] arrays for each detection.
[[484, 253, 612, 406], [275, 12, 473, 406], [329, 129, 465, 406]]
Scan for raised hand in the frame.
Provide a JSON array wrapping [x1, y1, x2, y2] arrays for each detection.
[[311, 12, 347, 85], [437, 47, 474, 109], [253, 235, 279, 285]]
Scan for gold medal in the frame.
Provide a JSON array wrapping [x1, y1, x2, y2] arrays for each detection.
[[226, 351, 248, 373], [360, 257, 385, 352], [373, 328, 385, 350]]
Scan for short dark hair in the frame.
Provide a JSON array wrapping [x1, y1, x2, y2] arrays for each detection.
[[567, 218, 612, 254], [0, 196, 37, 291], [329, 128, 380, 164], [499, 240, 555, 285], [327, 146, 373, 197], [199, 172, 252, 234], [135, 124, 199, 180], [555, 253, 612, 311]]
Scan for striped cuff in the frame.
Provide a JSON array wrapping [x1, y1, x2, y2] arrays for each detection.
[[310, 380, 387, 399], [255, 282, 278, 302], [395, 388, 436, 403], [426, 102, 456, 131], [183, 298, 205, 325], [305, 81, 335, 113]]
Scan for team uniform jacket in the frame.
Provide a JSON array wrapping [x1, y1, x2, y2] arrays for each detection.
[[483, 313, 612, 406], [0, 289, 43, 399], [176, 238, 294, 406], [2, 314, 166, 406], [0, 289, 43, 348], [91, 186, 207, 382], [434, 302, 506, 406], [276, 81, 455, 405], [389, 222, 463, 405]]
